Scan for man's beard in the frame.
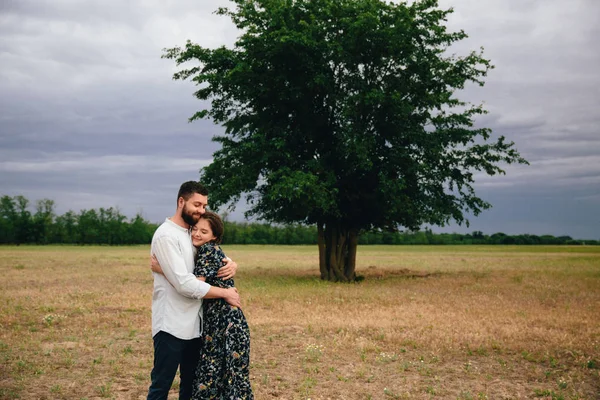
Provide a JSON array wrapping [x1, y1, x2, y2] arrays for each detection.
[[181, 204, 200, 226]]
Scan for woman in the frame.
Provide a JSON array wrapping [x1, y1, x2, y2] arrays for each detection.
[[152, 211, 253, 399]]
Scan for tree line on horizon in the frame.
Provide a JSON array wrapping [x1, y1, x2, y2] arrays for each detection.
[[0, 195, 156, 245], [1, 195, 596, 246]]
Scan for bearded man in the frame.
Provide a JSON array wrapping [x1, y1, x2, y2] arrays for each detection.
[[147, 181, 241, 400]]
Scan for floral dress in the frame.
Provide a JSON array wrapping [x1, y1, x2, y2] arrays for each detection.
[[191, 242, 253, 400]]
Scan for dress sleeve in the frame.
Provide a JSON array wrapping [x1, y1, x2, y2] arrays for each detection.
[[194, 244, 224, 281]]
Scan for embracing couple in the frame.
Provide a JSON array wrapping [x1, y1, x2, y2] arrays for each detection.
[[147, 181, 253, 399]]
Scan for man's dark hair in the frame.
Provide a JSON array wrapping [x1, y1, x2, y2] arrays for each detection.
[[177, 181, 208, 204], [199, 211, 224, 244]]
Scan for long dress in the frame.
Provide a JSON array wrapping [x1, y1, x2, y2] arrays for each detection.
[[191, 241, 253, 400]]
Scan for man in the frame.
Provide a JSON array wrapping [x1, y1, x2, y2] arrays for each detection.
[[147, 181, 241, 400]]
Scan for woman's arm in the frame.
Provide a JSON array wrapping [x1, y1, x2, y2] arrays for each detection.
[[150, 253, 239, 307], [152, 249, 236, 279], [150, 237, 210, 300], [153, 254, 236, 279], [150, 254, 164, 274]]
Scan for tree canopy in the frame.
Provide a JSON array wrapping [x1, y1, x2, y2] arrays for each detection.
[[163, 0, 528, 281]]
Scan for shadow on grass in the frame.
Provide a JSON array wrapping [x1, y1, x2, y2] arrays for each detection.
[[244, 265, 441, 287]]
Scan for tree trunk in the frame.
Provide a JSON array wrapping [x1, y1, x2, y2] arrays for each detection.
[[317, 222, 327, 280], [318, 222, 358, 282], [344, 229, 358, 281]]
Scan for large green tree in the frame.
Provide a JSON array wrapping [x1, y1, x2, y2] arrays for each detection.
[[164, 0, 528, 281]]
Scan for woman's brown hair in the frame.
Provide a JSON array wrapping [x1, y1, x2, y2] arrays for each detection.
[[199, 211, 224, 244]]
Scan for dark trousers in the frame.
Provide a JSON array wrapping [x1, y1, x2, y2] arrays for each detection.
[[147, 331, 201, 400]]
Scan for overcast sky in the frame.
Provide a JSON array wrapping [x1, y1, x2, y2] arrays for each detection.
[[1, 0, 598, 239]]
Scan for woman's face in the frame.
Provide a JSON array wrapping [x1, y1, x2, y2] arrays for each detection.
[[191, 218, 217, 247]]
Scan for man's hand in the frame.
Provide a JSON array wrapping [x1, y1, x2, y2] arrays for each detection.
[[150, 254, 164, 274], [217, 257, 237, 280], [223, 287, 241, 308]]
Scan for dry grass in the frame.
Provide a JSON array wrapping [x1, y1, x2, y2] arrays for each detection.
[[0, 245, 599, 399]]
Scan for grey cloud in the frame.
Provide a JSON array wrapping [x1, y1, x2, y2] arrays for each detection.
[[0, 0, 598, 239], [0, 154, 210, 223], [437, 185, 600, 239]]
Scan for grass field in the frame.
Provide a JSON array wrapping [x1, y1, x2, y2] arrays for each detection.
[[0, 245, 599, 399]]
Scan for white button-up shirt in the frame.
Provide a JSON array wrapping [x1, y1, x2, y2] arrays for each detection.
[[150, 218, 210, 339]]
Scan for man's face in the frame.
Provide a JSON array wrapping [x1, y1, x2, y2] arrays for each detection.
[[179, 193, 208, 226]]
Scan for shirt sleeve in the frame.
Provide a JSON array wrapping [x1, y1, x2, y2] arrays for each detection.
[[153, 234, 210, 299]]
